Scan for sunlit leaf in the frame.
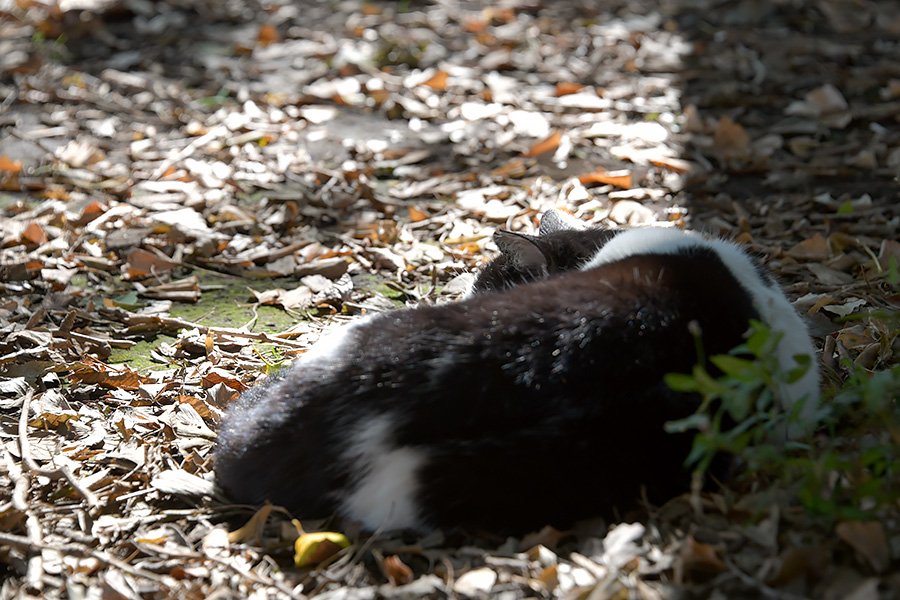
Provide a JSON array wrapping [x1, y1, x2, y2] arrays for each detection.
[[294, 531, 350, 567]]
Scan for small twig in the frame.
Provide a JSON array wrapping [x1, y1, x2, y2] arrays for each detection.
[[4, 447, 44, 594], [24, 513, 44, 593], [114, 311, 311, 349], [0, 531, 179, 588], [18, 390, 101, 509]]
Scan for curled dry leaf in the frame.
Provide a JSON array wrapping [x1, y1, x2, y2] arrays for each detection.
[[384, 555, 414, 586], [577, 169, 632, 189], [522, 130, 562, 158], [228, 503, 273, 545]]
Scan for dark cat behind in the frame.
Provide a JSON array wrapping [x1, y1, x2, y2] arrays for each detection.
[[214, 211, 818, 533]]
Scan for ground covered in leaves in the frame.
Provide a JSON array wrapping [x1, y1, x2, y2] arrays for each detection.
[[2, 0, 900, 598]]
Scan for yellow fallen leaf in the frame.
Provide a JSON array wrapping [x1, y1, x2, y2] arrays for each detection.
[[294, 531, 350, 567]]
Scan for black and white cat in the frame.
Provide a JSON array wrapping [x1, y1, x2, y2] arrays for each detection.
[[214, 210, 818, 533]]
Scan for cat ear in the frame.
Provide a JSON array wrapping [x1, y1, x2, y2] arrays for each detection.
[[539, 209, 587, 235], [493, 230, 549, 272]]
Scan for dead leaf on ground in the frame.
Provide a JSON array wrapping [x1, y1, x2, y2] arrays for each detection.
[[522, 130, 562, 158], [836, 521, 890, 573], [713, 116, 750, 160]]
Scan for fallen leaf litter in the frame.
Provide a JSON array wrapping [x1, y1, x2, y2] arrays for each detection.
[[1, 0, 899, 598]]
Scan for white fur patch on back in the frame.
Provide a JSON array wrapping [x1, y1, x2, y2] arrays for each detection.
[[338, 414, 426, 531], [581, 228, 820, 431], [581, 227, 701, 270]]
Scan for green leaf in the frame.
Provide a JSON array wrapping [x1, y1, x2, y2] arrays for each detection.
[[664, 372, 700, 392], [786, 354, 811, 383], [745, 321, 772, 355], [710, 354, 756, 377], [665, 413, 709, 434]]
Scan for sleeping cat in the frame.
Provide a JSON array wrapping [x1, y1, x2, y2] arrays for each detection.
[[214, 210, 819, 533]]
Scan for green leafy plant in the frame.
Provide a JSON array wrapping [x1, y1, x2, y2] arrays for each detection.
[[664, 321, 812, 473], [665, 317, 900, 519]]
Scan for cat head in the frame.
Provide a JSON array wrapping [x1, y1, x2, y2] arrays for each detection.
[[469, 209, 619, 296]]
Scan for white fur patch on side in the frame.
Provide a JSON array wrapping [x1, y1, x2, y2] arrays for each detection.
[[581, 228, 820, 431], [704, 238, 820, 431], [338, 414, 426, 531]]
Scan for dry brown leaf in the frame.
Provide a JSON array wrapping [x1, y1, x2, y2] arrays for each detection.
[[878, 239, 900, 264], [836, 521, 890, 573], [535, 564, 559, 591], [808, 295, 834, 314], [522, 130, 561, 158], [0, 155, 24, 173], [257, 24, 281, 48], [124, 248, 178, 279], [767, 545, 831, 586], [228, 503, 273, 545], [464, 18, 488, 33], [555, 82, 584, 97], [179, 394, 211, 418], [421, 70, 449, 91], [518, 525, 565, 551], [786, 234, 830, 261], [713, 116, 750, 159], [202, 369, 250, 391], [69, 362, 146, 389], [649, 156, 692, 174], [384, 555, 413, 586], [408, 206, 429, 222], [23, 222, 48, 246], [679, 535, 727, 575], [578, 170, 632, 189]]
